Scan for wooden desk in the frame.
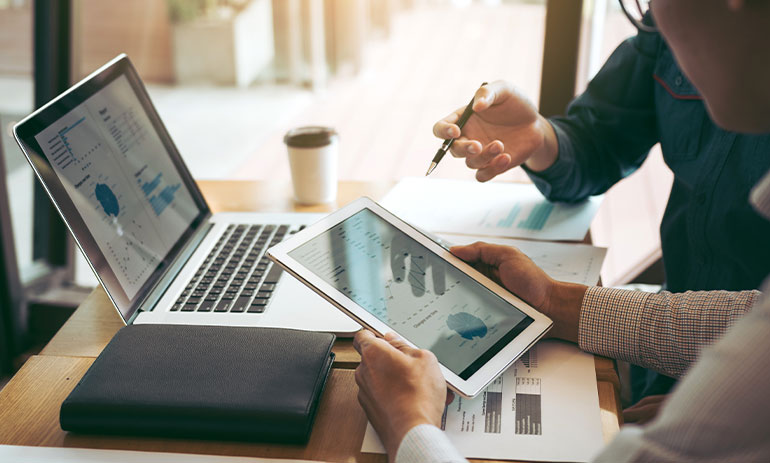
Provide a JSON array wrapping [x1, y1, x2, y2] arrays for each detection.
[[0, 180, 621, 462]]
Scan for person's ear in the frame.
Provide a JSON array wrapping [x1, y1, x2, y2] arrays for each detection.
[[726, 0, 744, 11]]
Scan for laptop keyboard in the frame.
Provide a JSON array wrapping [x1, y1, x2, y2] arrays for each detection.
[[170, 223, 302, 314]]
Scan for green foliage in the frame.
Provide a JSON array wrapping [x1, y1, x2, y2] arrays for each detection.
[[166, 0, 252, 23]]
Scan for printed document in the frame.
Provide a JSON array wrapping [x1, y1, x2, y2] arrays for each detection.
[[361, 341, 605, 462], [438, 234, 606, 286], [381, 178, 602, 241]]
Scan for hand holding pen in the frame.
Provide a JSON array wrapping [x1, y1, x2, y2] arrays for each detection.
[[426, 82, 487, 176], [429, 80, 559, 182]]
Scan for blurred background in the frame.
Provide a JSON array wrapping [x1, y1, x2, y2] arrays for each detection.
[[0, 0, 671, 378]]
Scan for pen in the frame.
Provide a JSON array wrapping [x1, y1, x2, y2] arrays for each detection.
[[425, 82, 487, 176]]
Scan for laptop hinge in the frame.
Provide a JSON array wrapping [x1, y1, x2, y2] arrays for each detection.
[[128, 219, 214, 323]]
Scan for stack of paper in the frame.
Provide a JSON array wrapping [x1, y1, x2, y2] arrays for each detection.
[[362, 341, 605, 462], [439, 234, 606, 286], [381, 177, 603, 241]]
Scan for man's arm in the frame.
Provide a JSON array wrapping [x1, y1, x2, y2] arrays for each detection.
[[396, 424, 468, 463], [524, 32, 661, 202], [578, 287, 760, 378], [593, 285, 770, 462], [451, 243, 761, 378]]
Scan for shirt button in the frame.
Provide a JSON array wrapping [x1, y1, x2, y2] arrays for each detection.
[[697, 193, 707, 204], [675, 75, 683, 86]]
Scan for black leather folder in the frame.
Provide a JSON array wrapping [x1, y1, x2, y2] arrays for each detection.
[[60, 324, 335, 443]]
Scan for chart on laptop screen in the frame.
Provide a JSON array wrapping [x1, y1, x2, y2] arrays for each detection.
[[34, 75, 199, 299]]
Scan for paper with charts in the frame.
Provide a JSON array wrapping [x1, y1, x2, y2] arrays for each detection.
[[361, 340, 605, 462], [34, 74, 199, 298], [381, 177, 603, 241], [438, 234, 606, 286]]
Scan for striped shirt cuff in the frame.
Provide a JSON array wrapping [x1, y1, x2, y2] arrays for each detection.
[[578, 287, 649, 368], [396, 424, 467, 463], [578, 286, 760, 378]]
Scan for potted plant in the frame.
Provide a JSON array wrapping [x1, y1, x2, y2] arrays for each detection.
[[168, 0, 274, 87]]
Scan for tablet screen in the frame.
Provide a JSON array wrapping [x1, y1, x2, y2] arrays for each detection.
[[288, 208, 534, 379]]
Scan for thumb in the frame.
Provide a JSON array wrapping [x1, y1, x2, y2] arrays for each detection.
[[384, 332, 420, 356], [451, 241, 512, 267], [449, 243, 482, 263], [472, 80, 511, 112]]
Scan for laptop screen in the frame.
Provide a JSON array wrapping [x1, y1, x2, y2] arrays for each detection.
[[14, 55, 209, 321]]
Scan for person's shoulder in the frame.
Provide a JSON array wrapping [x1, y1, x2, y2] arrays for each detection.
[[628, 12, 663, 59]]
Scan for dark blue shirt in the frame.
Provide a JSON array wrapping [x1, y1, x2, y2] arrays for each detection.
[[524, 30, 770, 293]]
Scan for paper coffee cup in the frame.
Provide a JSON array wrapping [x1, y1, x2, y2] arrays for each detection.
[[284, 126, 338, 205]]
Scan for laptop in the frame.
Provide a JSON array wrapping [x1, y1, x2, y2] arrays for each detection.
[[12, 54, 360, 335]]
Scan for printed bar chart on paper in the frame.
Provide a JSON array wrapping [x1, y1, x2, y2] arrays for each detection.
[[381, 178, 603, 241], [362, 341, 605, 462]]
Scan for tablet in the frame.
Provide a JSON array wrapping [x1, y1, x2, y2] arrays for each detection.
[[267, 197, 552, 398]]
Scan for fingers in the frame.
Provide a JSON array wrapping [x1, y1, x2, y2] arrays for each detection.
[[475, 153, 512, 182], [384, 332, 421, 357], [464, 140, 504, 168], [623, 403, 659, 424], [433, 81, 513, 140], [353, 329, 386, 355], [463, 140, 515, 182], [450, 242, 518, 267], [355, 329, 422, 361], [449, 138, 483, 158], [623, 394, 667, 425], [471, 80, 512, 112], [432, 111, 461, 139], [445, 389, 455, 406]]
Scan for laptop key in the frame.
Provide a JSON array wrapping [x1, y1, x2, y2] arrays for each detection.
[[198, 300, 215, 312], [259, 283, 276, 292], [248, 301, 267, 313], [182, 303, 197, 312], [171, 303, 182, 311], [214, 300, 231, 312], [231, 296, 251, 312], [264, 264, 284, 284]]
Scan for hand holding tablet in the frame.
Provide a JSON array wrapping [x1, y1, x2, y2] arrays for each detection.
[[268, 197, 552, 398]]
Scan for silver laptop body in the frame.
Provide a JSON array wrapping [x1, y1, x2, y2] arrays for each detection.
[[12, 54, 359, 336]]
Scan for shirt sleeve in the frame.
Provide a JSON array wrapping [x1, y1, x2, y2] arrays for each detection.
[[395, 424, 468, 463], [578, 287, 760, 378], [592, 282, 770, 462], [523, 31, 661, 203]]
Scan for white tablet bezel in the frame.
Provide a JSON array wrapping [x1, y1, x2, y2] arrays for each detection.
[[268, 197, 552, 398]]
